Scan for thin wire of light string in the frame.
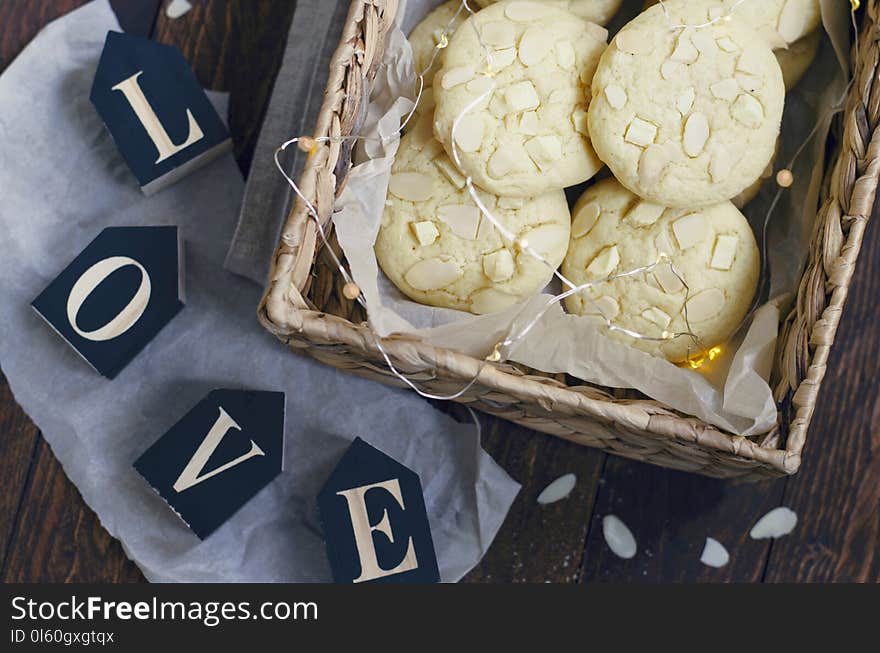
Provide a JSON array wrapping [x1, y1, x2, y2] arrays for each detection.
[[272, 0, 855, 399]]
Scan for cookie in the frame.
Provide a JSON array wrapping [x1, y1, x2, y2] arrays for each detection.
[[776, 30, 821, 91], [561, 178, 759, 362], [409, 1, 467, 87], [376, 116, 571, 314], [432, 1, 608, 197], [643, 0, 821, 48], [474, 0, 623, 25], [407, 1, 469, 126], [588, 0, 784, 209]]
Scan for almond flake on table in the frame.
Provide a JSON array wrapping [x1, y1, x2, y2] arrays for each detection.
[[749, 507, 798, 540], [536, 473, 576, 505], [699, 537, 730, 568], [602, 515, 637, 559], [166, 0, 192, 20]]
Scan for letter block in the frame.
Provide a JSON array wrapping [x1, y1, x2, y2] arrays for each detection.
[[90, 31, 231, 195], [318, 438, 440, 583], [32, 226, 184, 379], [134, 389, 285, 539]]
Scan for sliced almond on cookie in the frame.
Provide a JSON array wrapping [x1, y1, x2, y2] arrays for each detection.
[[404, 258, 462, 290]]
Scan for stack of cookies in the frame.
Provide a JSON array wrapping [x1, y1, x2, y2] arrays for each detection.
[[376, 0, 818, 363]]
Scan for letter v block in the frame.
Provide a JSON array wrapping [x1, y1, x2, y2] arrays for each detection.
[[318, 438, 439, 583], [134, 389, 285, 539], [90, 31, 231, 195], [32, 226, 184, 379]]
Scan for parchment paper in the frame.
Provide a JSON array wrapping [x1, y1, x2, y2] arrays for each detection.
[[333, 0, 851, 436], [0, 0, 519, 582]]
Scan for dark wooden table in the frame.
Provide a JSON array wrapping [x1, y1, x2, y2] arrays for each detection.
[[1, 0, 877, 584]]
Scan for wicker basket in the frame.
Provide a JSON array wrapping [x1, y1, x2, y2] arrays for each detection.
[[259, 0, 880, 480]]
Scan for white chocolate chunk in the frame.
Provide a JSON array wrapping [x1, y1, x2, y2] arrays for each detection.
[[626, 200, 665, 226], [503, 81, 540, 112], [470, 288, 518, 314], [710, 78, 740, 101], [442, 65, 475, 89], [572, 108, 589, 135], [683, 113, 709, 157], [716, 37, 739, 53], [555, 41, 575, 70], [710, 234, 738, 270], [572, 202, 601, 238], [586, 295, 620, 319], [518, 26, 554, 66], [437, 204, 481, 240], [670, 30, 698, 64], [519, 111, 540, 135], [488, 142, 531, 177], [482, 21, 516, 48], [676, 87, 695, 114], [604, 84, 627, 109], [454, 118, 484, 152], [690, 31, 718, 57], [625, 118, 657, 147], [653, 263, 685, 294], [672, 212, 709, 249], [586, 245, 620, 278], [685, 288, 725, 322], [389, 172, 434, 201], [642, 306, 672, 329], [731, 94, 764, 127], [491, 47, 517, 71], [525, 135, 563, 170], [433, 158, 465, 189], [404, 258, 462, 290], [482, 249, 515, 282], [521, 224, 568, 257], [410, 220, 439, 246]]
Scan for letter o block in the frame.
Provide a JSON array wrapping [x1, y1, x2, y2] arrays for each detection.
[[32, 226, 184, 378]]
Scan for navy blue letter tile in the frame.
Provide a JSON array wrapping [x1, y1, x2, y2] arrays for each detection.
[[134, 389, 286, 540], [32, 226, 184, 379]]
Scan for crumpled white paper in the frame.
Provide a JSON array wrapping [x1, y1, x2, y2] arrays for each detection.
[[333, 0, 850, 436], [0, 0, 519, 582]]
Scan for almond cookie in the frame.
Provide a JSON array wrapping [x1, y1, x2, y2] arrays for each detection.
[[588, 0, 784, 209], [407, 1, 469, 126], [561, 178, 759, 362], [432, 1, 608, 197], [376, 117, 571, 314], [643, 0, 820, 49], [474, 0, 623, 25]]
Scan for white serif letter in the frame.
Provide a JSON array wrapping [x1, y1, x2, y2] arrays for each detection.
[[66, 256, 151, 342], [336, 479, 418, 583], [173, 407, 265, 493], [111, 71, 205, 163]]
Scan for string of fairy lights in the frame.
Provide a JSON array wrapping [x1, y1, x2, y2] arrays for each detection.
[[273, 0, 858, 400]]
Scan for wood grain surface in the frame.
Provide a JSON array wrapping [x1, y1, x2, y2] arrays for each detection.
[[0, 0, 876, 584]]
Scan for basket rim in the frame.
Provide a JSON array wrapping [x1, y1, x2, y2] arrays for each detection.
[[258, 0, 880, 478]]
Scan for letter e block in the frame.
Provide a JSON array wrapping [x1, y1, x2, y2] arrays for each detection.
[[134, 389, 285, 539], [90, 31, 231, 195], [318, 438, 440, 583], [32, 226, 184, 379]]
